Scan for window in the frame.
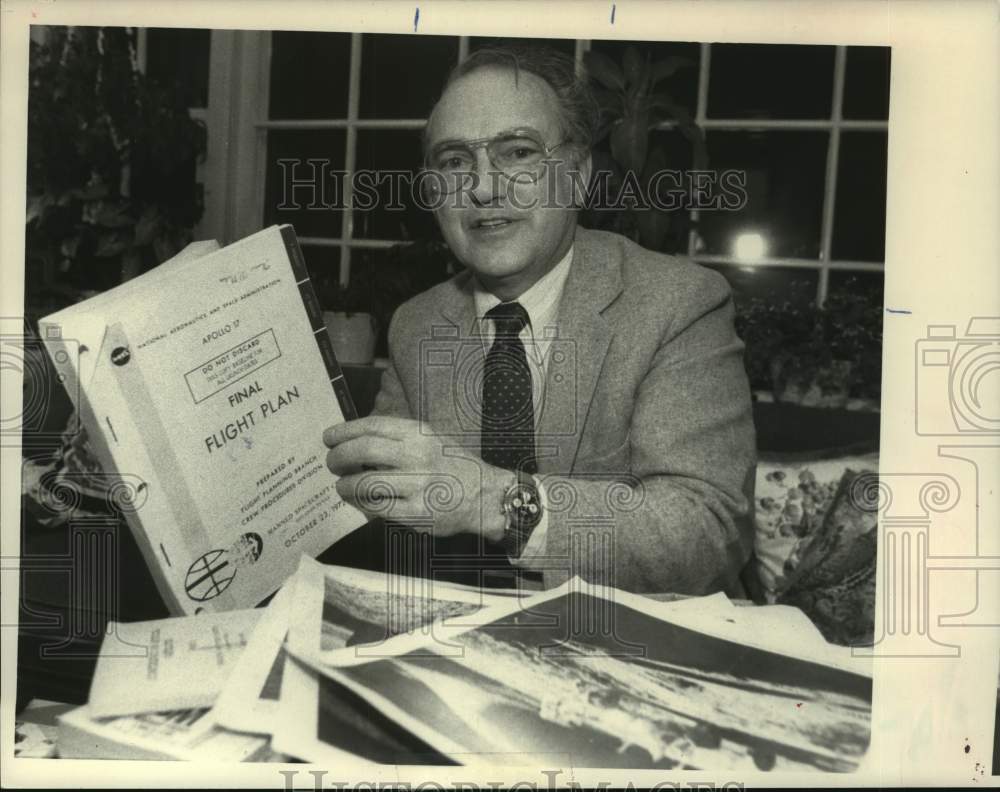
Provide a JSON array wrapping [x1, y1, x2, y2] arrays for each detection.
[[233, 35, 889, 309]]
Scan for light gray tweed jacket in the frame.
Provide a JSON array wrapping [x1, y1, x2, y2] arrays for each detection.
[[372, 226, 756, 596]]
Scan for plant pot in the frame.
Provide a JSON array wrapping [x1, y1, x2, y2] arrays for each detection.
[[772, 359, 853, 409], [324, 311, 377, 365]]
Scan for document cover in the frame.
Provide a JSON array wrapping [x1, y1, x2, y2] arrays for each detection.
[[39, 225, 363, 614]]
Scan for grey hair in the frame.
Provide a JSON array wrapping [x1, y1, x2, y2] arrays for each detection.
[[424, 43, 599, 155]]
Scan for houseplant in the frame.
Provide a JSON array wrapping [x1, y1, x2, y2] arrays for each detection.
[[317, 268, 379, 366], [25, 26, 206, 322], [582, 45, 706, 253], [317, 240, 457, 363], [735, 278, 883, 407]]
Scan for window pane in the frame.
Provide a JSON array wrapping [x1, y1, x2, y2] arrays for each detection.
[[706, 264, 818, 310], [262, 130, 345, 238], [360, 34, 458, 119], [469, 36, 577, 57], [708, 44, 835, 119], [832, 132, 888, 262], [587, 39, 700, 115], [843, 46, 890, 120], [145, 28, 211, 108], [353, 130, 437, 241], [269, 32, 351, 120], [698, 130, 828, 259]]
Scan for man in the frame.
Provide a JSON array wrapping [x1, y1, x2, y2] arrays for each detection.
[[323, 45, 756, 596]]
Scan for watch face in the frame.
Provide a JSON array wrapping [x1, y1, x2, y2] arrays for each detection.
[[505, 481, 542, 530]]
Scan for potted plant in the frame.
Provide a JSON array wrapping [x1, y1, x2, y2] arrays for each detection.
[[316, 240, 457, 364], [735, 279, 883, 408], [366, 239, 458, 354], [583, 45, 706, 253], [820, 281, 884, 403], [317, 269, 379, 366], [25, 26, 206, 322]]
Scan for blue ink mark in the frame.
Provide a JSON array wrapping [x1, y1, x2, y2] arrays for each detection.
[[610, 3, 616, 23], [886, 308, 912, 315], [414, 6, 420, 32]]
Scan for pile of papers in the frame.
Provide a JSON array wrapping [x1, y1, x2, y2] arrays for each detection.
[[59, 558, 874, 770]]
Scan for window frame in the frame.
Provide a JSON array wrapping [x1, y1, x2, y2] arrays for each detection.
[[211, 33, 888, 303]]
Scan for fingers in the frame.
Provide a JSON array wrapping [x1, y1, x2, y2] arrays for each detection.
[[323, 415, 417, 448], [335, 471, 418, 518], [325, 435, 405, 476]]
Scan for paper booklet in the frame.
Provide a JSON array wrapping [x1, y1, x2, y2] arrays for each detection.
[[39, 225, 364, 614], [87, 608, 262, 718], [57, 705, 271, 761], [284, 577, 874, 772]]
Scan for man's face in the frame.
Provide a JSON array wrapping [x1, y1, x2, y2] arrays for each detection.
[[425, 67, 590, 300]]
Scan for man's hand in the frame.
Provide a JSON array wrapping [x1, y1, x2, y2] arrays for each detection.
[[323, 416, 509, 541]]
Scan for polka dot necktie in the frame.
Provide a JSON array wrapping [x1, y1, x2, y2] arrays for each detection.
[[481, 301, 537, 475]]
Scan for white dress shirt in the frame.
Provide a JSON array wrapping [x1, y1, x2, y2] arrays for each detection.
[[472, 246, 573, 563]]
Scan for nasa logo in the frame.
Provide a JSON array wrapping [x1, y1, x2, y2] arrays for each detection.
[[185, 549, 237, 602], [110, 346, 131, 366], [228, 532, 264, 569]]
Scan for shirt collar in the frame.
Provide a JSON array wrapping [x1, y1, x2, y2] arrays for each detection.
[[473, 245, 574, 337]]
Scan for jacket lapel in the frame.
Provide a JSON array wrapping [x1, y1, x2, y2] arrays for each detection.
[[537, 228, 623, 474], [434, 273, 485, 451]]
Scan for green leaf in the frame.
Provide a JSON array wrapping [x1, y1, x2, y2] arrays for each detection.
[[133, 206, 162, 246], [60, 235, 81, 259], [623, 45, 643, 88], [26, 193, 53, 225], [583, 51, 625, 92], [590, 85, 624, 118], [91, 200, 134, 229], [610, 111, 649, 176], [94, 231, 130, 258], [651, 56, 694, 85], [153, 232, 177, 263], [121, 248, 143, 281]]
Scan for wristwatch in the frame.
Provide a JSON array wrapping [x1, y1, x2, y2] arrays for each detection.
[[499, 470, 543, 558]]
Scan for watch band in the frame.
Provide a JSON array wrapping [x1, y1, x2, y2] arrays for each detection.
[[500, 470, 543, 557]]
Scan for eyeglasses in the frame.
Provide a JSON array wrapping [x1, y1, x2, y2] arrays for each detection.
[[422, 129, 568, 197]]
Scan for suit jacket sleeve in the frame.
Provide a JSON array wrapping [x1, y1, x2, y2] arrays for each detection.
[[522, 272, 756, 596]]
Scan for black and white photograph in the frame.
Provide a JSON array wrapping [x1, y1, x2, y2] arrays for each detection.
[[272, 557, 517, 765], [313, 583, 873, 772], [2, 1, 998, 788]]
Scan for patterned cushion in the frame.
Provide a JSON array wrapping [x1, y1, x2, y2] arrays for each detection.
[[777, 469, 879, 646], [752, 454, 879, 645]]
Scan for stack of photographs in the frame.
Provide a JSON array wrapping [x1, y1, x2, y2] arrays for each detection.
[[225, 557, 873, 772]]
